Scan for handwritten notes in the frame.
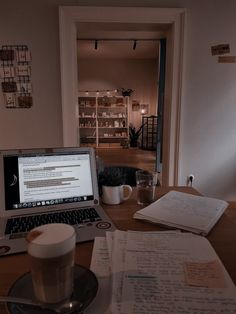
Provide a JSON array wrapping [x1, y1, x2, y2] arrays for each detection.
[[133, 191, 228, 235], [89, 231, 236, 314]]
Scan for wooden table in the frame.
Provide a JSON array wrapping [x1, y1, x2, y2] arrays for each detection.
[[0, 186, 236, 313]]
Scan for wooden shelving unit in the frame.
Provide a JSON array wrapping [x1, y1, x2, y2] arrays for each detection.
[[78, 94, 129, 147]]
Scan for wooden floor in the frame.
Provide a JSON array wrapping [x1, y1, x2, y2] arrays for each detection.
[[95, 147, 156, 172]]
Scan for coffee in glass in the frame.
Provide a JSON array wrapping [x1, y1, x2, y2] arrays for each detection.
[[136, 170, 158, 205], [27, 223, 76, 304]]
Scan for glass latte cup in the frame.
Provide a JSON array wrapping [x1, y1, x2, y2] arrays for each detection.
[[27, 223, 76, 304]]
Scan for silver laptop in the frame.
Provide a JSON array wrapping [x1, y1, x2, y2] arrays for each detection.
[[0, 147, 116, 256]]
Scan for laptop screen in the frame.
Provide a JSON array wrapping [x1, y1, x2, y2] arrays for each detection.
[[3, 151, 94, 211]]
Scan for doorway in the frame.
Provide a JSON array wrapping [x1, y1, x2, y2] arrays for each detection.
[[76, 21, 163, 151], [59, 6, 185, 186]]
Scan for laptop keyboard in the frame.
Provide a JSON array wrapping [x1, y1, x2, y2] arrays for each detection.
[[5, 207, 102, 238]]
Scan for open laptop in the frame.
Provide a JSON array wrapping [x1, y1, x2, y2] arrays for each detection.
[[0, 147, 116, 256]]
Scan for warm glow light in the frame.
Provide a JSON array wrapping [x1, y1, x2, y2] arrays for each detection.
[[79, 89, 120, 96], [140, 104, 149, 115]]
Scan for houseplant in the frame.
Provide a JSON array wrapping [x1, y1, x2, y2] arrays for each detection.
[[129, 123, 145, 147], [120, 88, 134, 97], [98, 167, 125, 188]]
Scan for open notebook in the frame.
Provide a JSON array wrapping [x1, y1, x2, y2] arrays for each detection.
[[133, 190, 228, 235], [0, 147, 116, 256]]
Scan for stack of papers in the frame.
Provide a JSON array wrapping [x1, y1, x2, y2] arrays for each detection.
[[87, 230, 236, 313], [134, 191, 228, 235]]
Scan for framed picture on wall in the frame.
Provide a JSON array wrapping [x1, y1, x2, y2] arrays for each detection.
[[132, 100, 140, 111], [4, 93, 16, 108]]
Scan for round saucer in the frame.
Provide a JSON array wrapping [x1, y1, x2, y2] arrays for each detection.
[[7, 264, 98, 314]]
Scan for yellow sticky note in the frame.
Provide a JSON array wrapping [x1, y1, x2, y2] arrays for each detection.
[[184, 260, 226, 288]]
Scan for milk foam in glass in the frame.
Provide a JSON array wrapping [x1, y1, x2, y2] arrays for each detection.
[[27, 223, 76, 304]]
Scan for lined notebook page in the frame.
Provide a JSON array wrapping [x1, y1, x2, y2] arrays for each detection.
[[133, 191, 228, 235]]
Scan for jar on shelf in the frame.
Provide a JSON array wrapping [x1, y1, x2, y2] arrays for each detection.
[[114, 120, 119, 127]]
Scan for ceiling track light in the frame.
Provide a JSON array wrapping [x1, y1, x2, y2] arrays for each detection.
[[78, 38, 160, 42], [77, 38, 160, 51]]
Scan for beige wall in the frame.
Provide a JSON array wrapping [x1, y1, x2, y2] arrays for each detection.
[[0, 0, 63, 149], [78, 58, 159, 128], [1, 0, 236, 199]]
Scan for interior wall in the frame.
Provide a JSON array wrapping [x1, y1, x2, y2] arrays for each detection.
[[179, 0, 236, 200], [77, 58, 159, 128], [0, 0, 63, 149], [1, 0, 236, 200]]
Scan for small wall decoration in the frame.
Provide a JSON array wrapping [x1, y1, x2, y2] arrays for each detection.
[[0, 49, 14, 61], [0, 45, 33, 109], [218, 56, 236, 63], [132, 100, 140, 111], [211, 44, 230, 56]]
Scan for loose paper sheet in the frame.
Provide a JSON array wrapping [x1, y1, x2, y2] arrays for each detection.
[[89, 231, 236, 314], [86, 237, 112, 314], [120, 232, 236, 314], [110, 230, 127, 314]]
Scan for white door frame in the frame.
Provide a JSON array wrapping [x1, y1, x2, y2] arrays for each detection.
[[59, 6, 185, 186]]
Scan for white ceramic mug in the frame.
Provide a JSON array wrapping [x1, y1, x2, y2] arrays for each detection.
[[102, 185, 133, 205]]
